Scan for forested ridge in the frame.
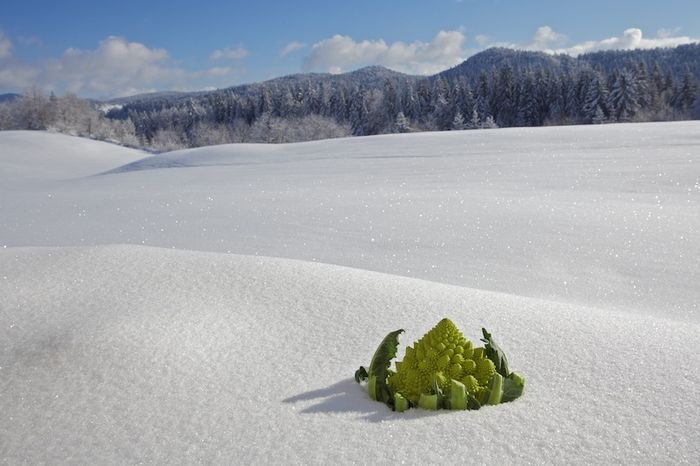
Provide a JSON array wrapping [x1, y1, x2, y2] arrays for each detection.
[[2, 45, 699, 151]]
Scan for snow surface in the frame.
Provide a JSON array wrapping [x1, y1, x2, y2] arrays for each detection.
[[1, 124, 699, 464]]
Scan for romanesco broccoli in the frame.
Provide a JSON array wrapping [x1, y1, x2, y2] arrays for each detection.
[[355, 317, 525, 412]]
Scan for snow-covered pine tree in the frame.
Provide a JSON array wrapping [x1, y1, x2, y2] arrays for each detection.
[[592, 105, 606, 124], [383, 79, 398, 127], [467, 108, 480, 129], [454, 78, 475, 121], [648, 62, 664, 116], [481, 115, 498, 129], [583, 70, 609, 123], [547, 74, 565, 124], [475, 72, 491, 123], [348, 88, 368, 135], [517, 72, 538, 126], [494, 63, 516, 127], [395, 111, 410, 133], [534, 69, 552, 126], [609, 69, 639, 121], [675, 68, 697, 115], [634, 61, 651, 111], [451, 111, 465, 130], [431, 77, 454, 130]]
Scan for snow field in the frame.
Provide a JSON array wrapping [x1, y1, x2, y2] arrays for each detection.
[[1, 123, 699, 321], [1, 245, 698, 464], [1, 122, 699, 464]]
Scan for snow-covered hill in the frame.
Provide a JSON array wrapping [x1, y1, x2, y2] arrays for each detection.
[[1, 123, 698, 320], [1, 245, 698, 464], [1, 123, 699, 464]]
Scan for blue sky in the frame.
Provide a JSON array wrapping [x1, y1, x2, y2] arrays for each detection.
[[1, 0, 699, 98]]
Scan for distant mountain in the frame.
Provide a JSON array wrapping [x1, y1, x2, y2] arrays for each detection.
[[0, 93, 20, 103], [580, 43, 700, 80], [438, 44, 700, 83], [107, 91, 200, 106], [438, 48, 580, 82], [254, 66, 417, 88], [109, 66, 419, 108], [107, 45, 700, 111], [78, 43, 699, 148]]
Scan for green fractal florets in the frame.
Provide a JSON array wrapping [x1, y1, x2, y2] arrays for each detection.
[[355, 318, 525, 412], [387, 318, 496, 404]]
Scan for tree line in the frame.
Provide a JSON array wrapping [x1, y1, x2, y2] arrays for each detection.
[[1, 46, 699, 151]]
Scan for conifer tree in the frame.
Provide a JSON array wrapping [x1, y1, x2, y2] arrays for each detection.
[[451, 111, 465, 130], [609, 69, 639, 121], [395, 111, 410, 133], [583, 71, 609, 123]]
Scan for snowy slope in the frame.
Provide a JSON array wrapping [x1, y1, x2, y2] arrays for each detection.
[[0, 131, 145, 184], [1, 245, 698, 465], [1, 124, 699, 320], [1, 124, 699, 464]]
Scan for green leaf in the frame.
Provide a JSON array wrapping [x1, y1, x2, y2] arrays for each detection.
[[365, 329, 404, 407], [501, 372, 525, 403], [354, 366, 368, 384], [430, 374, 448, 409], [481, 328, 510, 377], [466, 392, 482, 410]]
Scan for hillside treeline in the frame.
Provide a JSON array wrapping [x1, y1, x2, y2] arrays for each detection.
[[1, 46, 699, 151]]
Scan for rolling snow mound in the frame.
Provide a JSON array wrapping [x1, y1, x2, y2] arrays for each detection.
[[1, 245, 698, 464], [0, 131, 145, 183], [2, 123, 698, 321]]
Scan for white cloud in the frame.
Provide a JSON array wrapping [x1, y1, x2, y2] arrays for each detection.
[[0, 30, 12, 59], [301, 26, 700, 77], [657, 27, 681, 39], [530, 26, 567, 49], [40, 36, 188, 96], [474, 26, 567, 51], [302, 30, 471, 75], [0, 36, 242, 98], [552, 28, 699, 56], [479, 26, 699, 57], [202, 66, 233, 78], [474, 34, 491, 47], [0, 61, 39, 89], [280, 41, 305, 57], [210, 45, 248, 60]]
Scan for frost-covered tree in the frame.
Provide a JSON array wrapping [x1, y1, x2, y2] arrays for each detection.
[[609, 69, 639, 121], [517, 73, 538, 126], [451, 111, 465, 130], [481, 115, 498, 129], [474, 71, 491, 123], [467, 108, 480, 129], [395, 111, 410, 133], [634, 62, 651, 110], [17, 88, 51, 130], [583, 71, 609, 123], [348, 89, 368, 135], [494, 64, 516, 127], [675, 68, 697, 114]]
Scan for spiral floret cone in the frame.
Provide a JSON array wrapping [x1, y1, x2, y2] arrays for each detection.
[[388, 318, 492, 404]]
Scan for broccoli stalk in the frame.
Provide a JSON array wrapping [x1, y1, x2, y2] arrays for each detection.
[[418, 393, 439, 410], [487, 373, 504, 405], [394, 393, 409, 412], [449, 379, 468, 410]]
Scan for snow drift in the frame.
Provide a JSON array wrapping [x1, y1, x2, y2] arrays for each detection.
[[1, 245, 698, 464], [1, 123, 699, 464]]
